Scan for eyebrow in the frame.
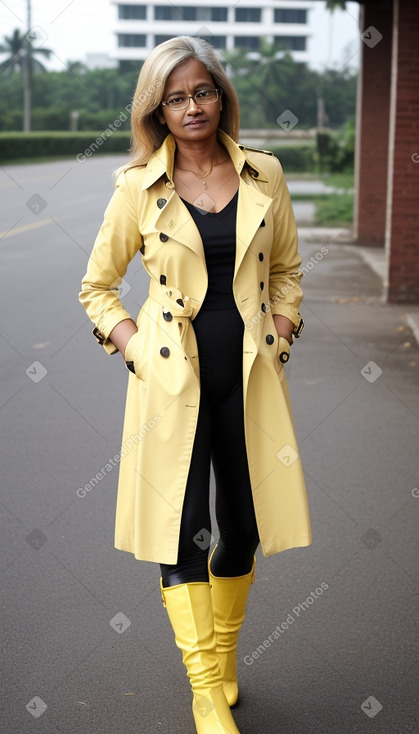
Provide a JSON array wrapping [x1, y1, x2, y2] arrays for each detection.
[[166, 83, 214, 96]]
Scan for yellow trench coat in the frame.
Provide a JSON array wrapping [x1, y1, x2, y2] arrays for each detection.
[[79, 130, 312, 563]]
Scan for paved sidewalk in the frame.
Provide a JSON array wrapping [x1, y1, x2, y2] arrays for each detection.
[[297, 223, 419, 346]]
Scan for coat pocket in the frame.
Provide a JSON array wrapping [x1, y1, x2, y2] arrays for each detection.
[[264, 313, 290, 374], [124, 330, 146, 380], [275, 336, 291, 372]]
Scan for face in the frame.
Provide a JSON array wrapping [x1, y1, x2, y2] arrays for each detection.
[[157, 57, 222, 143]]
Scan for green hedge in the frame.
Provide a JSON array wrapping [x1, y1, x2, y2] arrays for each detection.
[[270, 144, 316, 173], [0, 107, 132, 133], [0, 131, 132, 163]]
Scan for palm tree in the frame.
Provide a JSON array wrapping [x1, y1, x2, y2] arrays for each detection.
[[0, 26, 52, 130], [0, 28, 51, 75]]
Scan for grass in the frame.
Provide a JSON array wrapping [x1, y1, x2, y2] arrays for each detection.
[[314, 193, 354, 227], [288, 170, 354, 227], [322, 172, 354, 189]]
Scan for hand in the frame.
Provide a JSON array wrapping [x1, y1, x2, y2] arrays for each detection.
[[108, 318, 138, 358], [273, 314, 293, 346]]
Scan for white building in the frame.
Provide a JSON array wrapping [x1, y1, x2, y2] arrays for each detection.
[[111, 1, 315, 65]]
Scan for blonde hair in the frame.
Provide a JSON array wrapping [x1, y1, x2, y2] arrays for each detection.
[[122, 36, 240, 171]]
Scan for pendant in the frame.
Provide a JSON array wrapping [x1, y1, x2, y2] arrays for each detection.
[[203, 180, 207, 189]]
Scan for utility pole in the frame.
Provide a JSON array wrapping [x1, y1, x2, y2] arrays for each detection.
[[23, 0, 32, 131]]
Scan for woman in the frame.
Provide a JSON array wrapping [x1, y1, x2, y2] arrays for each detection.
[[79, 36, 311, 734]]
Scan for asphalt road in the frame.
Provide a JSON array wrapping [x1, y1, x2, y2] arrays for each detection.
[[0, 155, 418, 734]]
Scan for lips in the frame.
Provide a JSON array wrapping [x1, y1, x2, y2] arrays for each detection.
[[185, 120, 207, 127]]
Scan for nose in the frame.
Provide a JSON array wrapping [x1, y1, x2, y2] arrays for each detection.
[[187, 96, 202, 112]]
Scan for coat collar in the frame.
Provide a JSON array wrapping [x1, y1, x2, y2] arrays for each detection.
[[141, 130, 269, 190]]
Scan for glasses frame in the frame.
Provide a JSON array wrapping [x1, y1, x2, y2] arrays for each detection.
[[161, 88, 222, 111]]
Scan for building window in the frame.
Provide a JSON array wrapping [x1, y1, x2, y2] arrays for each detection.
[[235, 8, 261, 23], [155, 6, 181, 20], [154, 6, 195, 20], [211, 8, 228, 22], [234, 36, 260, 50], [274, 36, 306, 51], [118, 5, 146, 20], [274, 9, 307, 24], [154, 7, 227, 22], [118, 33, 146, 47], [199, 35, 226, 49], [154, 35, 176, 45]]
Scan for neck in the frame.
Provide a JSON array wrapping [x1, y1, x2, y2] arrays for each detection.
[[174, 136, 226, 171]]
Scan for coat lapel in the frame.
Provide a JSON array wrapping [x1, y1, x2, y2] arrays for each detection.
[[153, 190, 205, 260], [234, 179, 273, 279]]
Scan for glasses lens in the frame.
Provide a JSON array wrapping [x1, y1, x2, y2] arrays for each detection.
[[195, 90, 218, 105], [166, 96, 188, 110], [164, 90, 219, 110]]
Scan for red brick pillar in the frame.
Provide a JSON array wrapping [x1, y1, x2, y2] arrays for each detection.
[[386, 0, 419, 303], [354, 1, 393, 246]]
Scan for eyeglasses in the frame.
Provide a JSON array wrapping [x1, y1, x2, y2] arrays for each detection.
[[161, 88, 222, 111]]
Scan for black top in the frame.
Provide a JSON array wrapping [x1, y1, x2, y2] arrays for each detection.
[[181, 191, 238, 310]]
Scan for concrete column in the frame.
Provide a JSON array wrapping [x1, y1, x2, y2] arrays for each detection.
[[354, 1, 393, 246], [386, 0, 419, 303]]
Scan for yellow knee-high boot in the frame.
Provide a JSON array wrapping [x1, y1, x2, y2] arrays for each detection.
[[161, 580, 241, 734], [209, 549, 256, 707]]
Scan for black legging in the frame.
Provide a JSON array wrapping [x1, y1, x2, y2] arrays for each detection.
[[160, 307, 260, 586]]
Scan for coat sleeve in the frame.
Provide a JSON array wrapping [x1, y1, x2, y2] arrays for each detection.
[[268, 157, 303, 329], [79, 170, 143, 355]]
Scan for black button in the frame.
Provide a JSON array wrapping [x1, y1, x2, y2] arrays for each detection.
[[258, 252, 264, 261], [160, 274, 167, 285], [159, 233, 168, 242], [261, 303, 266, 313], [157, 198, 167, 209], [279, 350, 289, 364], [266, 334, 274, 345], [176, 298, 184, 307], [163, 311, 173, 322], [260, 219, 266, 227], [260, 281, 264, 291], [252, 170, 259, 178], [160, 346, 170, 358]]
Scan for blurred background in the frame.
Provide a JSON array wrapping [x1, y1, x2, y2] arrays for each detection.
[[1, 1, 360, 228]]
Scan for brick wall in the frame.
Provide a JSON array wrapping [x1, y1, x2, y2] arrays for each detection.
[[354, 2, 393, 246], [386, 0, 419, 302]]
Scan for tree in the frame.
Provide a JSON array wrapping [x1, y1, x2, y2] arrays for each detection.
[[0, 26, 52, 131], [0, 28, 51, 75], [223, 43, 352, 129]]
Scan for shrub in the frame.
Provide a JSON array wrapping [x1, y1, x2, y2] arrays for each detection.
[[270, 144, 316, 173], [0, 131, 132, 162]]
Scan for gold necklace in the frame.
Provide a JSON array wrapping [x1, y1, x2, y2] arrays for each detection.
[[177, 162, 213, 189]]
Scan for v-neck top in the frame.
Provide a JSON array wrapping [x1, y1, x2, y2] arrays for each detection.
[[181, 190, 238, 310]]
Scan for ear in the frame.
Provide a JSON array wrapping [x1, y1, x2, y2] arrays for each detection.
[[156, 106, 167, 125]]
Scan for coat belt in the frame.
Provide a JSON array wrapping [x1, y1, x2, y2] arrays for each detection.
[[148, 278, 197, 319]]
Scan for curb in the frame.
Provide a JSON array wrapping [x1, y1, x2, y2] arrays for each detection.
[[406, 313, 419, 345], [298, 226, 355, 244]]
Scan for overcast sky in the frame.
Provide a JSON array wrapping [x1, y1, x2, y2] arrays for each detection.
[[0, 1, 360, 72]]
